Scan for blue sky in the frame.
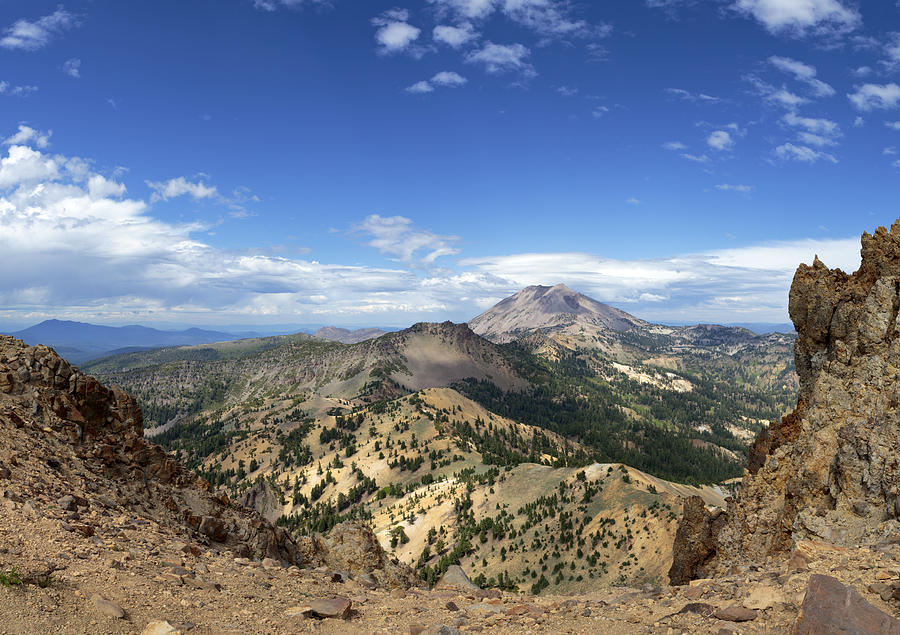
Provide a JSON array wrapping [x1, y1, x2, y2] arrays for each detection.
[[1, 0, 899, 329]]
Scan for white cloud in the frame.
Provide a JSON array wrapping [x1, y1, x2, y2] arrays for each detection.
[[768, 55, 834, 97], [372, 9, 422, 55], [253, 0, 329, 10], [557, 86, 578, 97], [62, 58, 81, 78], [883, 146, 898, 156], [665, 88, 721, 103], [781, 111, 841, 149], [0, 129, 873, 325], [592, 106, 610, 118], [4, 125, 51, 149], [465, 42, 533, 75], [854, 116, 864, 127], [460, 236, 861, 322], [353, 214, 460, 266], [853, 66, 873, 77], [0, 137, 455, 324], [848, 84, 900, 111], [0, 82, 38, 97], [146, 177, 218, 202], [428, 0, 607, 39], [707, 130, 734, 151], [433, 23, 478, 48], [681, 153, 710, 163], [733, 0, 860, 37], [663, 141, 688, 151], [886, 121, 900, 131], [626, 198, 641, 205], [406, 80, 434, 94], [774, 142, 838, 163], [746, 76, 809, 109], [715, 184, 753, 192], [0, 7, 78, 51], [432, 71, 467, 86], [406, 71, 467, 94]]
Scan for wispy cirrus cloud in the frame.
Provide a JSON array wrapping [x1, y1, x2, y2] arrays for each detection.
[[352, 214, 461, 266], [465, 42, 534, 76], [146, 177, 219, 203], [0, 7, 79, 51], [768, 55, 834, 97]]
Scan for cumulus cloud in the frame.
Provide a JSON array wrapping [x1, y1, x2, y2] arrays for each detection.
[[465, 42, 533, 75], [406, 80, 434, 94], [774, 142, 838, 163], [353, 214, 460, 266], [433, 23, 478, 48], [0, 137, 455, 324], [707, 130, 734, 151], [406, 71, 467, 94], [733, 0, 860, 37], [848, 84, 900, 111], [62, 58, 81, 78], [0, 7, 78, 51], [4, 125, 51, 149], [146, 177, 218, 202], [372, 9, 422, 55], [768, 55, 834, 97]]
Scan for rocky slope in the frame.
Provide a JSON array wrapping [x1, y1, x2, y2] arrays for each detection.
[[314, 327, 388, 344], [669, 221, 900, 618]]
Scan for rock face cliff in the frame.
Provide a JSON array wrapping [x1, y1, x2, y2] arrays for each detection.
[[671, 221, 900, 581]]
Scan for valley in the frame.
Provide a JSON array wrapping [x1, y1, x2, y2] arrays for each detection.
[[81, 285, 796, 596]]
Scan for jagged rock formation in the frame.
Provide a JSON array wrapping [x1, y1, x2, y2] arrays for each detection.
[[0, 335, 304, 562], [672, 221, 900, 580]]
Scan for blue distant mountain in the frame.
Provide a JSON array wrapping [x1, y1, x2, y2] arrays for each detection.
[[5, 320, 258, 364]]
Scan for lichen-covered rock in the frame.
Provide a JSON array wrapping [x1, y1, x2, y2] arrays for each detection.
[[684, 221, 900, 576]]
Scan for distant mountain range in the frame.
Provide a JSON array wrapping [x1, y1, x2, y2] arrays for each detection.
[[5, 319, 260, 364]]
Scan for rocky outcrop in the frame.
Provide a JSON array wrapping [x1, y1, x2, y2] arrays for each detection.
[[0, 335, 301, 564], [667, 496, 726, 585], [674, 221, 900, 578], [237, 478, 283, 523], [299, 521, 420, 589]]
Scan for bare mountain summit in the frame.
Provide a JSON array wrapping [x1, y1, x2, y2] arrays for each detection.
[[314, 326, 388, 344], [468, 283, 646, 343]]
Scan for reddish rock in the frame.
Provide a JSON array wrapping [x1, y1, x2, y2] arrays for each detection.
[[306, 597, 352, 619], [792, 575, 900, 635]]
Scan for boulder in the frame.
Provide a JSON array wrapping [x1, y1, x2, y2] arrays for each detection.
[[792, 575, 900, 635]]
